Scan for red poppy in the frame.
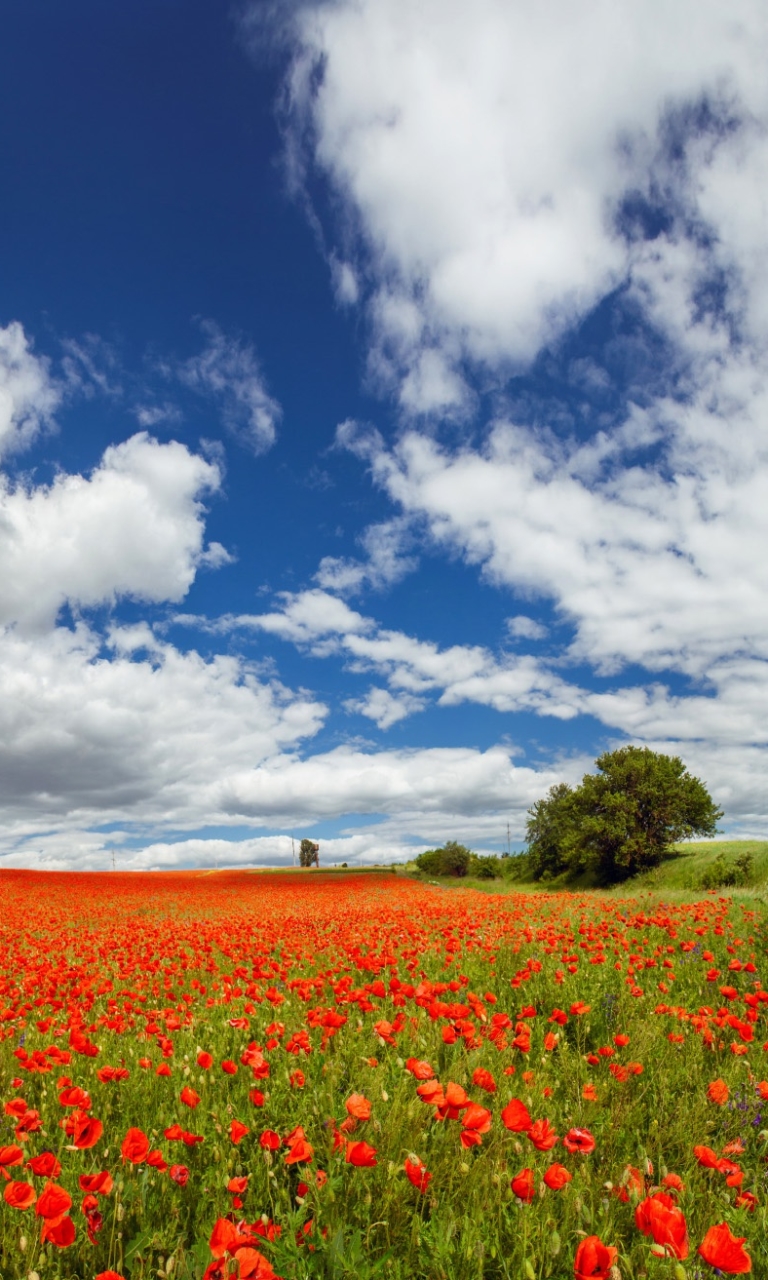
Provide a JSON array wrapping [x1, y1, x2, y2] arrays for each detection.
[[35, 1181, 73, 1219], [168, 1164, 190, 1186], [405, 1058, 434, 1080], [471, 1067, 497, 1093], [41, 1213, 76, 1247], [69, 1110, 103, 1149], [416, 1080, 445, 1107], [404, 1157, 432, 1193], [635, 1192, 688, 1259], [562, 1127, 596, 1154], [694, 1145, 719, 1169], [345, 1140, 378, 1167], [4, 1179, 36, 1209], [284, 1138, 314, 1165], [222, 1060, 237, 1075], [573, 1235, 618, 1280], [460, 1103, 492, 1148], [528, 1117, 558, 1151], [228, 1176, 249, 1195], [698, 1222, 751, 1273], [543, 1163, 572, 1190], [121, 1127, 150, 1164], [197, 1051, 214, 1069], [229, 1120, 249, 1145], [259, 1130, 281, 1151], [180, 1085, 200, 1108], [0, 1144, 24, 1174], [96, 1273, 127, 1280], [501, 1098, 532, 1132], [735, 1191, 758, 1212], [27, 1152, 61, 1178], [79, 1171, 113, 1195], [233, 1247, 279, 1279], [708, 1079, 730, 1105], [345, 1093, 372, 1121], [510, 1168, 535, 1202]]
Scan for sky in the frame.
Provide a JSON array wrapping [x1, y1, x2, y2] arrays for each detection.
[[1, 0, 768, 871]]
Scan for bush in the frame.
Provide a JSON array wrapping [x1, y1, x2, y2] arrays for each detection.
[[415, 841, 471, 877], [468, 853, 503, 879], [699, 851, 753, 890], [299, 839, 319, 868]]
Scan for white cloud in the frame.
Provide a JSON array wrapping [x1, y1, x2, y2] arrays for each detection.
[[315, 516, 417, 593], [507, 615, 548, 641], [133, 402, 183, 429], [0, 621, 327, 836], [0, 432, 225, 631], [344, 686, 425, 729], [279, 0, 768, 410], [0, 321, 61, 457], [179, 320, 281, 454]]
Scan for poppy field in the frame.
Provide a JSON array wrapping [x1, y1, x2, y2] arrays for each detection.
[[0, 868, 767, 1280]]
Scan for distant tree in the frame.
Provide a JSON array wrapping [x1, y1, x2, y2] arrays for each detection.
[[525, 747, 722, 882], [299, 839, 320, 868], [415, 841, 471, 877]]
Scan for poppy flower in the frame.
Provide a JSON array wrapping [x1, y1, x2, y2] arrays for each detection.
[[405, 1058, 434, 1081], [543, 1031, 558, 1051], [180, 1085, 200, 1109], [708, 1079, 730, 1105], [416, 1080, 445, 1107], [290, 1069, 305, 1089], [121, 1127, 150, 1164], [543, 1163, 572, 1190], [228, 1176, 249, 1195], [58, 1085, 91, 1110], [96, 1273, 127, 1280], [230, 1120, 249, 1144], [635, 1193, 688, 1259], [35, 1181, 73, 1219], [573, 1235, 618, 1279], [284, 1138, 314, 1165], [222, 1060, 237, 1075], [147, 1150, 168, 1172], [698, 1222, 751, 1273], [0, 1144, 24, 1173], [528, 1118, 558, 1151], [582, 1084, 598, 1102], [471, 1067, 497, 1093], [4, 1179, 36, 1209], [168, 1165, 190, 1186], [259, 1130, 281, 1151], [70, 1111, 103, 1149], [345, 1140, 378, 1167], [501, 1098, 532, 1132], [41, 1213, 76, 1247], [404, 1157, 432, 1193], [233, 1247, 279, 1279], [79, 1171, 113, 1195], [735, 1191, 758, 1212], [562, 1127, 595, 1154], [694, 1145, 719, 1169], [662, 1172, 684, 1193], [209, 1216, 248, 1259], [345, 1093, 372, 1121], [510, 1168, 535, 1202], [197, 1051, 214, 1069], [27, 1152, 61, 1178]]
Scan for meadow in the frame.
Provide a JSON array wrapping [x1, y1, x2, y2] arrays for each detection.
[[0, 867, 766, 1279]]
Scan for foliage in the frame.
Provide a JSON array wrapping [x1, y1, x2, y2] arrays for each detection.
[[299, 838, 319, 868], [0, 870, 766, 1279], [415, 840, 472, 877], [526, 747, 722, 882], [467, 853, 503, 879], [699, 850, 754, 890]]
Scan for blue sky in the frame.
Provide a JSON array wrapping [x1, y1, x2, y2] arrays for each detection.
[[1, 0, 767, 869]]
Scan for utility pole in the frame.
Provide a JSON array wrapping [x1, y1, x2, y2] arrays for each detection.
[[291, 837, 295, 867], [112, 848, 116, 872], [507, 822, 511, 857]]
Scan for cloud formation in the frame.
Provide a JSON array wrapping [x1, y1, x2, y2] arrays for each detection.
[[0, 321, 61, 457], [179, 319, 281, 454]]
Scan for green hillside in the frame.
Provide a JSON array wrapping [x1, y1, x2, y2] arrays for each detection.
[[635, 838, 768, 889]]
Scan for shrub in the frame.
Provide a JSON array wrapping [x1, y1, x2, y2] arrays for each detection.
[[699, 851, 753, 890], [415, 841, 471, 877], [468, 853, 503, 879]]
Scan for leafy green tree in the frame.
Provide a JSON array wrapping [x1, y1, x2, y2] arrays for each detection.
[[299, 839, 319, 868], [525, 782, 578, 880], [415, 841, 471, 877], [525, 747, 722, 882]]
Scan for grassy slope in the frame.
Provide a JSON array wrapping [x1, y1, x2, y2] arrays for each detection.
[[407, 839, 768, 897]]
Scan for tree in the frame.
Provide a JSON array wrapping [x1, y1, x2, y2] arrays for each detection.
[[525, 747, 722, 882], [299, 839, 319, 868], [415, 841, 471, 877]]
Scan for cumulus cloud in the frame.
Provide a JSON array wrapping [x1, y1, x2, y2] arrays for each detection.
[[0, 432, 225, 631], [179, 320, 281, 454], [0, 321, 61, 457], [344, 686, 426, 729], [315, 516, 417, 593], [277, 0, 768, 410]]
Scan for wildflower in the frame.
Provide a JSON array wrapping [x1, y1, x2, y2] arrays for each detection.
[[543, 1162, 572, 1190], [345, 1093, 372, 1121], [708, 1079, 730, 1105], [27, 1152, 62, 1178], [168, 1164, 190, 1186], [345, 1140, 377, 1167], [501, 1098, 532, 1132], [573, 1235, 618, 1280], [471, 1067, 497, 1093], [35, 1181, 72, 1218], [528, 1118, 558, 1151], [562, 1127, 595, 1154], [230, 1120, 249, 1144], [180, 1085, 200, 1108], [121, 1127, 150, 1164], [697, 1222, 751, 1273], [635, 1192, 688, 1259], [460, 1102, 492, 1148], [510, 1167, 535, 1202], [3, 1180, 36, 1209], [404, 1157, 432, 1193], [405, 1058, 434, 1080]]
